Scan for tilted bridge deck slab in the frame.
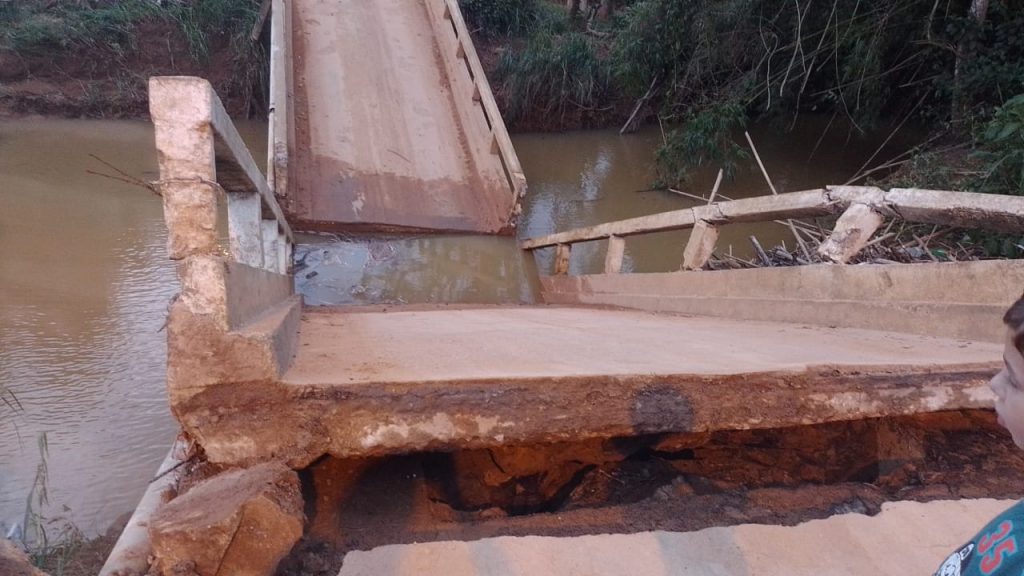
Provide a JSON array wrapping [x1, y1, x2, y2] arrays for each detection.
[[179, 306, 1001, 467], [288, 0, 515, 234]]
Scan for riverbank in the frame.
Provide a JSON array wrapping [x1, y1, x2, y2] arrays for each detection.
[[0, 0, 264, 118], [3, 1, 1021, 204]]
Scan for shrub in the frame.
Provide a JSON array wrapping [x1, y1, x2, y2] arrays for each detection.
[[974, 93, 1024, 196], [655, 101, 749, 186], [496, 31, 611, 123], [459, 0, 541, 38]]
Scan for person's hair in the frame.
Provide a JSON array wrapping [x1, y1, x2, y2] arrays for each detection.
[[1005, 294, 1024, 353]]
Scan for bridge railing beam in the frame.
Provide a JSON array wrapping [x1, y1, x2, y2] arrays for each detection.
[[425, 0, 527, 212], [267, 0, 292, 201], [521, 185, 1024, 276]]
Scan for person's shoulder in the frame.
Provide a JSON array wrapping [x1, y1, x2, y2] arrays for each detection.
[[934, 501, 1024, 576]]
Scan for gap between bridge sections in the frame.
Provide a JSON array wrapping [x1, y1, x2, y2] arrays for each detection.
[[280, 0, 525, 235]]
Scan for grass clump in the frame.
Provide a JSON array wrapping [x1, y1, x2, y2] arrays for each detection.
[[0, 0, 262, 65], [496, 31, 610, 124], [16, 433, 84, 576], [0, 1, 159, 56], [168, 0, 263, 62], [459, 0, 531, 37], [0, 0, 267, 116]]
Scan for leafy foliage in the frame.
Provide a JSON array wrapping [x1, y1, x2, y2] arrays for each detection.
[[490, 0, 1024, 185], [656, 102, 750, 185], [974, 94, 1024, 196]]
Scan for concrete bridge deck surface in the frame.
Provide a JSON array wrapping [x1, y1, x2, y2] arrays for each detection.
[[289, 0, 512, 234], [285, 306, 999, 385], [182, 305, 1005, 467], [337, 498, 1012, 575]]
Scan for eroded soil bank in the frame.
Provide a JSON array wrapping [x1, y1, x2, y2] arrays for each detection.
[[0, 6, 261, 118], [195, 409, 1024, 575]]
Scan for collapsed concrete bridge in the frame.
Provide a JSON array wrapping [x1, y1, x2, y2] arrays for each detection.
[[148, 67, 1023, 466], [104, 0, 1024, 574]]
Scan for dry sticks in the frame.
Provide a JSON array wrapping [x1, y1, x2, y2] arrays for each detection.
[[745, 132, 812, 261]]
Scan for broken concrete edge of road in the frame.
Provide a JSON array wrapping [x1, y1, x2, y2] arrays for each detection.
[[147, 461, 304, 576], [169, 362, 996, 469]]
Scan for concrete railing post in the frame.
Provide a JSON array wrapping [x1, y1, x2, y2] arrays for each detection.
[[818, 203, 885, 264], [150, 77, 230, 329], [262, 220, 281, 273], [228, 192, 265, 269], [604, 235, 625, 274], [681, 220, 720, 271], [150, 76, 296, 329], [277, 230, 288, 274], [150, 79, 218, 260], [555, 244, 572, 275]]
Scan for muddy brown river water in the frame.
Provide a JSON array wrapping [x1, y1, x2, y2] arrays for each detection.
[[0, 115, 917, 537]]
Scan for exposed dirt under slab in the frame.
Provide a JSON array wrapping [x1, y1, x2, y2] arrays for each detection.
[[177, 363, 997, 469], [270, 410, 1024, 576]]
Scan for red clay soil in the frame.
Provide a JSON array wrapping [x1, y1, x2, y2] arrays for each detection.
[[275, 410, 1024, 576], [0, 20, 257, 119]]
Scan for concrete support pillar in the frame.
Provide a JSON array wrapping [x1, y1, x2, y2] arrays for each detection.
[[227, 192, 265, 269], [681, 220, 719, 271], [604, 235, 625, 274], [555, 243, 572, 276], [818, 203, 885, 264], [262, 220, 280, 273]]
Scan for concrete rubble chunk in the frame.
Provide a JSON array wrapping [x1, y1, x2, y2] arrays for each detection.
[[149, 462, 304, 576], [681, 220, 719, 271], [0, 539, 47, 576], [818, 202, 885, 263]]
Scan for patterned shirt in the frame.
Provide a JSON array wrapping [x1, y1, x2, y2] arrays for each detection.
[[936, 502, 1024, 576]]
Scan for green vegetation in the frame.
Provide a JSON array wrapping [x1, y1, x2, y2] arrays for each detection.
[[21, 433, 83, 575], [497, 32, 610, 123], [462, 0, 1024, 193], [460, 0, 551, 37], [0, 0, 260, 60], [0, 0, 266, 116], [656, 102, 749, 186], [0, 387, 78, 573], [975, 94, 1024, 196], [1, 1, 153, 57]]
